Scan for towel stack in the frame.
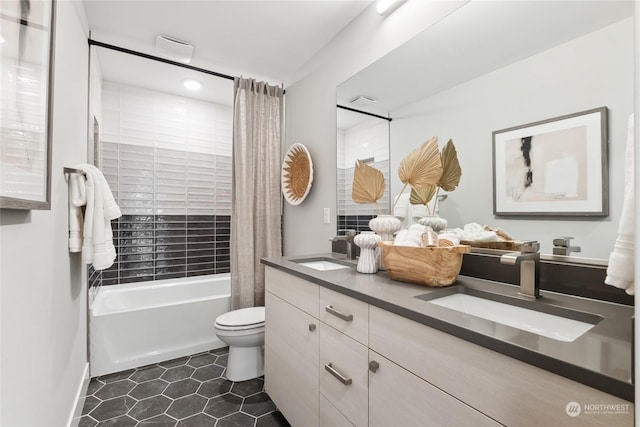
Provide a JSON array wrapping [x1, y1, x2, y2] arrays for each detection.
[[68, 164, 121, 270], [605, 114, 634, 295]]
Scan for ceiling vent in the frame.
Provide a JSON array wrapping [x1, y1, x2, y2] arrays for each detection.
[[349, 95, 377, 108], [155, 35, 194, 63]]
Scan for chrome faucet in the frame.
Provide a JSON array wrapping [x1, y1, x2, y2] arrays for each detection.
[[500, 241, 541, 299], [331, 229, 357, 260], [552, 236, 581, 256]]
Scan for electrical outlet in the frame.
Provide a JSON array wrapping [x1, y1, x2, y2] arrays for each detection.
[[323, 208, 331, 224]]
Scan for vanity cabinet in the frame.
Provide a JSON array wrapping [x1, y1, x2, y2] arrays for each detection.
[[265, 266, 633, 427], [264, 267, 320, 427], [369, 306, 634, 427]]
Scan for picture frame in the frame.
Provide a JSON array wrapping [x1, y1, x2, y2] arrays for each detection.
[[0, 0, 56, 210], [492, 107, 608, 216]]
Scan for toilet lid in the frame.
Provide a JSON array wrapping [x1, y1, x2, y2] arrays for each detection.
[[216, 307, 265, 328]]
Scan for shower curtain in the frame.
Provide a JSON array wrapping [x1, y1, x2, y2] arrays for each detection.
[[231, 77, 284, 309]]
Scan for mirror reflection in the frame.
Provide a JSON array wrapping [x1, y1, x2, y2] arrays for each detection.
[[336, 107, 390, 233], [336, 1, 634, 259]]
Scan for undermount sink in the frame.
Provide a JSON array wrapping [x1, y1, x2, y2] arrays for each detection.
[[293, 258, 351, 271], [416, 288, 603, 342]]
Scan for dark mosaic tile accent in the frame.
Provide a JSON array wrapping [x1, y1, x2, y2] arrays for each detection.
[[102, 214, 231, 286], [79, 347, 288, 427]]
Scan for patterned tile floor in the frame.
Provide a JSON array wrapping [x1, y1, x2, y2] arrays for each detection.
[[80, 347, 291, 427]]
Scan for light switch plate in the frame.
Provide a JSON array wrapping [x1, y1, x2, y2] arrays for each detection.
[[323, 208, 331, 224]]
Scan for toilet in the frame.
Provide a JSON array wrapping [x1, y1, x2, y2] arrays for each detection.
[[214, 306, 265, 382]]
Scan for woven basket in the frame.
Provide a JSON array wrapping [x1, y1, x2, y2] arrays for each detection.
[[378, 241, 470, 287]]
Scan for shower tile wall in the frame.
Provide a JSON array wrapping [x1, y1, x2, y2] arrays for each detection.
[[337, 119, 390, 234], [97, 82, 232, 285]]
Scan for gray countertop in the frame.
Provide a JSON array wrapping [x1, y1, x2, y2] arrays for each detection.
[[261, 253, 634, 401]]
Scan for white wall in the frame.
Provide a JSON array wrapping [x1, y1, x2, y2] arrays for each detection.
[[389, 18, 633, 259], [284, 0, 467, 255], [0, 1, 90, 425]]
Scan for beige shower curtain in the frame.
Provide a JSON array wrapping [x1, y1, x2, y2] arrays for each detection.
[[231, 77, 284, 309]]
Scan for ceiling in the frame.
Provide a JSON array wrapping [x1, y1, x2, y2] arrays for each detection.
[[337, 0, 635, 116], [83, 0, 373, 93]]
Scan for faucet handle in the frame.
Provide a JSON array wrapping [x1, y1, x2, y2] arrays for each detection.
[[521, 241, 540, 253], [553, 236, 574, 247]]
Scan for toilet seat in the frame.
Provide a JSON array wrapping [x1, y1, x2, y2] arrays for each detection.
[[215, 307, 265, 331]]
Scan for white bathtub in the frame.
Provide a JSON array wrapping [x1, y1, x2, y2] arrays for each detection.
[[89, 274, 230, 377]]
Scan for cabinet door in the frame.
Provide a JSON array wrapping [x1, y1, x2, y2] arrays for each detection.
[[265, 291, 319, 427], [320, 323, 368, 426], [368, 351, 501, 427]]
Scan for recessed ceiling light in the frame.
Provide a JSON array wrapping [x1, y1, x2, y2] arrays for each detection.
[[183, 79, 202, 91], [376, 0, 407, 16]]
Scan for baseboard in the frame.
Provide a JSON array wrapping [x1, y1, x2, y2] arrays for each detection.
[[67, 362, 90, 427]]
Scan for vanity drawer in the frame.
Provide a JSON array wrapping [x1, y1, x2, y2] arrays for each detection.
[[320, 287, 368, 345], [320, 322, 368, 426], [320, 394, 354, 427], [265, 266, 319, 317], [369, 306, 633, 427]]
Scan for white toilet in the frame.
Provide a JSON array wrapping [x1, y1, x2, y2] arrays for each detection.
[[214, 306, 265, 382]]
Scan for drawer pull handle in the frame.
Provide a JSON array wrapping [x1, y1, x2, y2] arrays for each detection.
[[369, 360, 379, 373], [309, 323, 316, 332], [325, 305, 353, 322], [324, 363, 352, 385]]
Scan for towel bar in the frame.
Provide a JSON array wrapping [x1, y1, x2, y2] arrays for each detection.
[[63, 167, 86, 177]]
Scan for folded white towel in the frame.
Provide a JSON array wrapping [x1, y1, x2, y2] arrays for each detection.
[[605, 114, 634, 295], [68, 173, 84, 252], [75, 164, 121, 270]]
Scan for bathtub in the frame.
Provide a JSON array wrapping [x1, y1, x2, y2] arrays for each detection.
[[89, 274, 230, 377]]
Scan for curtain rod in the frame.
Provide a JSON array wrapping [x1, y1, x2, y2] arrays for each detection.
[[337, 104, 392, 122], [88, 39, 235, 81]]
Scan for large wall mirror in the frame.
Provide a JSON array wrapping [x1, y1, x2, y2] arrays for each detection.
[[336, 0, 634, 260]]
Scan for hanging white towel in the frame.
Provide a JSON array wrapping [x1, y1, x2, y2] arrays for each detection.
[[605, 114, 634, 295], [73, 164, 121, 270], [68, 173, 85, 252]]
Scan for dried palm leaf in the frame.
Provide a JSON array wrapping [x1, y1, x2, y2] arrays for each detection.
[[409, 185, 437, 205], [438, 139, 462, 192], [398, 136, 443, 189], [352, 160, 385, 212]]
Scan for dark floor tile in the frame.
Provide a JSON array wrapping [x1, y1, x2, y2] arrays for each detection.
[[177, 412, 217, 427], [256, 411, 291, 427], [162, 365, 195, 382], [97, 369, 135, 383], [129, 395, 173, 422], [87, 379, 105, 395], [89, 396, 136, 422], [242, 392, 277, 417], [79, 415, 97, 427], [137, 413, 178, 426], [164, 378, 200, 399], [130, 364, 166, 382], [96, 414, 137, 427], [197, 377, 233, 398], [192, 364, 224, 381], [94, 379, 136, 400], [203, 393, 243, 418], [231, 378, 264, 397], [82, 396, 101, 415], [166, 394, 208, 420], [215, 354, 229, 367], [129, 379, 169, 400], [159, 356, 190, 369], [217, 412, 257, 427], [187, 353, 217, 368]]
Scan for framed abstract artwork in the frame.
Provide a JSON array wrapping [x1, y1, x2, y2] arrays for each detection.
[[493, 107, 608, 216], [0, 0, 56, 210]]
